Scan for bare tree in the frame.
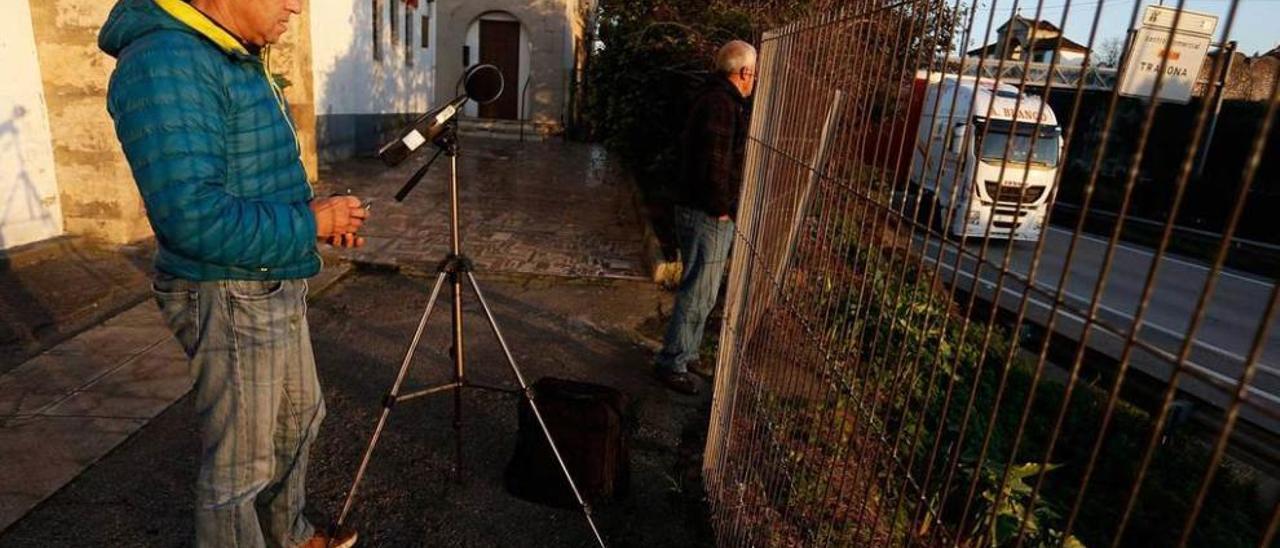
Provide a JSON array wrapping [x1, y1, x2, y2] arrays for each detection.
[[1096, 36, 1125, 67]]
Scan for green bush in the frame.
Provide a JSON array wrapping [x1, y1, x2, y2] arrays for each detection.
[[838, 248, 1269, 547], [588, 0, 808, 198]]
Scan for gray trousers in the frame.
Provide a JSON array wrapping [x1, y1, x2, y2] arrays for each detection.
[[153, 275, 323, 548]]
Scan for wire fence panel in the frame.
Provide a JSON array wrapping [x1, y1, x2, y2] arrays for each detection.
[[702, 1, 1279, 546]]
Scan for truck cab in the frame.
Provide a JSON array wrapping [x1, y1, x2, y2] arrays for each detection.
[[909, 73, 1063, 241]]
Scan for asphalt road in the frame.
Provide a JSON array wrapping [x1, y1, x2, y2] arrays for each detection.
[[0, 271, 711, 547], [914, 226, 1280, 436]]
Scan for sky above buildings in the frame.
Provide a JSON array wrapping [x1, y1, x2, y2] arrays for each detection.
[[966, 0, 1279, 56]]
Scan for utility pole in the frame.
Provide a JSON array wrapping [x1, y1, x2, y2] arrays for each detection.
[[1195, 40, 1237, 179]]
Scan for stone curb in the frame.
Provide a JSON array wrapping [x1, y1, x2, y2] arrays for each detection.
[[0, 236, 80, 270], [0, 237, 156, 374]]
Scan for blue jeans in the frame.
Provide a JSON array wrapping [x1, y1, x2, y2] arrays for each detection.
[[153, 275, 323, 548], [656, 206, 736, 374]]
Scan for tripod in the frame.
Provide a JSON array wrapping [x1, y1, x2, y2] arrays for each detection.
[[330, 122, 606, 547]]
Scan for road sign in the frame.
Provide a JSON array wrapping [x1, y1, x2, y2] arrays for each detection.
[[1118, 5, 1218, 104], [1138, 4, 1217, 35]]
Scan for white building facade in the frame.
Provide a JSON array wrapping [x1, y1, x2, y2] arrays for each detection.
[[312, 0, 439, 161], [0, 2, 66, 250], [0, 0, 596, 251], [312, 0, 595, 159]]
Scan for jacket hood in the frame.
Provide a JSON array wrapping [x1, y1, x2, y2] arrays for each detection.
[[100, 0, 250, 59]]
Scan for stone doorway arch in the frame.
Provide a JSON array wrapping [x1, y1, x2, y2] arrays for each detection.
[[463, 11, 529, 120]]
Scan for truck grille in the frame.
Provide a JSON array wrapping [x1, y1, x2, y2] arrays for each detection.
[[984, 181, 1046, 205]]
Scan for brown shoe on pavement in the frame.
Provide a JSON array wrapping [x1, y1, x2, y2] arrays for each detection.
[[299, 526, 357, 548], [688, 360, 715, 379], [655, 369, 700, 395]]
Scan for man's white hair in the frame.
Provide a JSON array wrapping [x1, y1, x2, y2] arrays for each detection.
[[715, 40, 757, 75]]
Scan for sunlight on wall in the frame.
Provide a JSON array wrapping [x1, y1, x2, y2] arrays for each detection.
[[0, 3, 65, 250], [311, 0, 437, 116]]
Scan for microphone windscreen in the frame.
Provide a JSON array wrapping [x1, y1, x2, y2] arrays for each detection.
[[464, 64, 504, 104]]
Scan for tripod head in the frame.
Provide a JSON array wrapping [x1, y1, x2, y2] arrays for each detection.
[[384, 64, 505, 202], [393, 120, 458, 202]]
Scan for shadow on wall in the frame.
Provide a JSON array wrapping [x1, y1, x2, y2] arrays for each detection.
[[0, 106, 60, 252], [0, 106, 154, 373], [0, 106, 55, 356], [316, 4, 433, 165]]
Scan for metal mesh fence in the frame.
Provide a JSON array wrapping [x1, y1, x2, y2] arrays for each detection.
[[702, 1, 1279, 546]]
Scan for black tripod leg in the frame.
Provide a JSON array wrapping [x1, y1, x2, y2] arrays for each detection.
[[331, 271, 449, 535], [463, 273, 608, 548]]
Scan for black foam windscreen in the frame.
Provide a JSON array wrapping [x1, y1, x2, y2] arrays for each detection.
[[379, 65, 505, 168], [464, 64, 504, 105]]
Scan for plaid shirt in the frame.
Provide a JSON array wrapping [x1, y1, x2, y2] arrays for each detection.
[[678, 75, 749, 218]]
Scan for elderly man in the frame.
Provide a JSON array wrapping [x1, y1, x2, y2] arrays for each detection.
[[100, 0, 364, 546], [655, 40, 757, 395]]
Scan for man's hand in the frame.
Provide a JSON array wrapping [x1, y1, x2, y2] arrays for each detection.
[[325, 233, 366, 248], [718, 214, 732, 221], [312, 196, 369, 248]]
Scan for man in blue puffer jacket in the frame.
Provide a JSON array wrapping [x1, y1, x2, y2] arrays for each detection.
[[100, 1, 364, 546]]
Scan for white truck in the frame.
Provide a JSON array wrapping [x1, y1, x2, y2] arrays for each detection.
[[906, 72, 1064, 241]]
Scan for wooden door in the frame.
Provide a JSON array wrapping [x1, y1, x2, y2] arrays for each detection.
[[478, 20, 520, 120]]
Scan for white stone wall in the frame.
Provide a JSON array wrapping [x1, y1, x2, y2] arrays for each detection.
[[28, 0, 152, 245], [312, 0, 437, 116], [0, 3, 66, 249], [435, 0, 573, 131]]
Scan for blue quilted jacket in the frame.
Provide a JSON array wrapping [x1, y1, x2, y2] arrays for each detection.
[[100, 0, 320, 281]]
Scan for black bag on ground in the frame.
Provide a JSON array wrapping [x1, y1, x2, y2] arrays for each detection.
[[504, 377, 630, 508]]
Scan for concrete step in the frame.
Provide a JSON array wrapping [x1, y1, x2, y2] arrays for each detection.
[[457, 117, 552, 142]]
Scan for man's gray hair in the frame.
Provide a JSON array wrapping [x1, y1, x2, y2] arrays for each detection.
[[716, 40, 757, 75]]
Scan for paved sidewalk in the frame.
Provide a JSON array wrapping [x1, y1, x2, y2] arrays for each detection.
[[0, 271, 700, 547], [0, 137, 657, 535], [0, 265, 349, 532], [0, 303, 183, 531], [319, 138, 647, 279], [0, 238, 155, 375]]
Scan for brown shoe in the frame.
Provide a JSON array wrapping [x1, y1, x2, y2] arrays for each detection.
[[298, 526, 357, 548], [688, 360, 715, 379], [655, 369, 700, 395]]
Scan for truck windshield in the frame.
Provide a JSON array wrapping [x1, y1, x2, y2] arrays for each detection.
[[976, 120, 1060, 167]]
